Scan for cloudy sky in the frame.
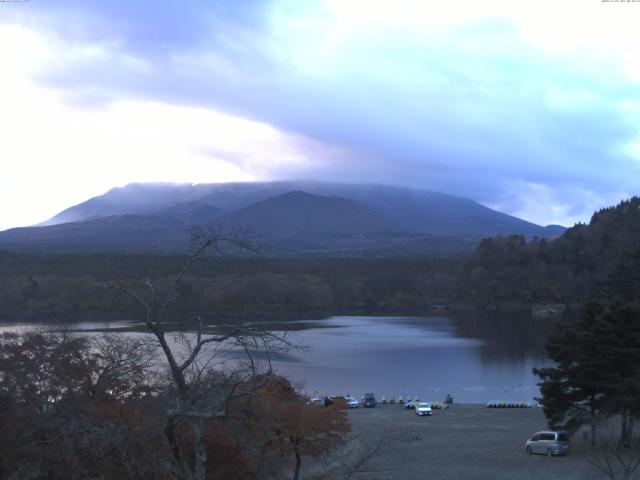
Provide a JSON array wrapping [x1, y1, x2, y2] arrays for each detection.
[[1, 0, 639, 231]]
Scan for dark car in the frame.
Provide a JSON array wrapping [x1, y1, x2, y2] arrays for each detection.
[[325, 395, 348, 408], [363, 393, 376, 408]]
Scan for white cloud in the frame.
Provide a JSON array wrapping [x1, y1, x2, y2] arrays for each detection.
[[2, 1, 640, 232], [0, 25, 347, 231], [483, 181, 630, 228]]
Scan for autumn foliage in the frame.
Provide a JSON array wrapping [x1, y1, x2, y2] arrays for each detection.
[[0, 332, 350, 480], [244, 377, 350, 479]]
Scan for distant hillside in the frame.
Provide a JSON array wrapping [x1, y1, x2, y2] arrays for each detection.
[[456, 196, 640, 308], [162, 202, 222, 224], [0, 190, 475, 256], [217, 191, 397, 237], [0, 181, 566, 255], [41, 183, 214, 225], [40, 181, 562, 236], [0, 215, 188, 252]]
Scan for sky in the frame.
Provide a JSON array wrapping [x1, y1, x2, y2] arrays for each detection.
[[1, 0, 639, 231]]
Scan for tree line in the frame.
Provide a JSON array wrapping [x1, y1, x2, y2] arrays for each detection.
[[527, 199, 640, 479], [0, 253, 457, 324], [534, 247, 640, 435], [455, 197, 640, 309]]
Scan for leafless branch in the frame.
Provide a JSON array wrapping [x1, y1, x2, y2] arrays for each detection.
[[584, 418, 640, 480]]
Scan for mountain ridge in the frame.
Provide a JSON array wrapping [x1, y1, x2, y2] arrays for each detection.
[[41, 181, 563, 234], [1, 181, 566, 255], [216, 191, 398, 238]]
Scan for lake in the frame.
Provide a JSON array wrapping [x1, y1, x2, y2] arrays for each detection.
[[266, 315, 550, 404], [0, 314, 551, 404]]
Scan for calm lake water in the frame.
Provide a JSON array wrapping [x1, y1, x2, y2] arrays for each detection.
[[0, 314, 551, 404], [266, 315, 550, 404]]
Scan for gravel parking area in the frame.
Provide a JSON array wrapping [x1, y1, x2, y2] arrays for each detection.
[[341, 404, 604, 480]]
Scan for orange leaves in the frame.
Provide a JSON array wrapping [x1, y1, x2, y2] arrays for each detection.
[[246, 376, 351, 459]]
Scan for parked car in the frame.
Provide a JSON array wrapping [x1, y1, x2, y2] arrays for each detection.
[[404, 399, 419, 409], [327, 395, 358, 408], [525, 431, 570, 456], [345, 396, 359, 408], [328, 395, 347, 402], [363, 393, 376, 408], [325, 395, 345, 407], [415, 402, 433, 416]]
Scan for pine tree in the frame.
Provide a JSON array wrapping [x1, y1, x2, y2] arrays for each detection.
[[534, 302, 609, 443], [535, 252, 640, 444]]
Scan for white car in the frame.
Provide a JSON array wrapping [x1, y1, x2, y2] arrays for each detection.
[[415, 402, 433, 416], [346, 396, 359, 408], [525, 431, 570, 456]]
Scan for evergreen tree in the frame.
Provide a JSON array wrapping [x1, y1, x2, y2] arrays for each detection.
[[534, 302, 609, 443], [535, 252, 640, 444]]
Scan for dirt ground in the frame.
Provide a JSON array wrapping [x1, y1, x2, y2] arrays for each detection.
[[333, 404, 608, 480]]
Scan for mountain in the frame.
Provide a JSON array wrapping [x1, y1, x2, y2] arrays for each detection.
[[217, 191, 397, 238], [0, 203, 221, 253], [0, 215, 187, 252], [41, 183, 214, 225], [41, 181, 562, 236], [0, 181, 566, 255], [161, 202, 222, 224], [0, 191, 406, 254], [542, 224, 566, 237]]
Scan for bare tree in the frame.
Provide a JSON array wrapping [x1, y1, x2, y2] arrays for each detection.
[[585, 418, 640, 480], [100, 228, 293, 480]]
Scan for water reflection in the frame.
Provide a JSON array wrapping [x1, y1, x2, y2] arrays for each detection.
[[448, 311, 551, 364], [264, 316, 550, 404], [0, 314, 552, 404]]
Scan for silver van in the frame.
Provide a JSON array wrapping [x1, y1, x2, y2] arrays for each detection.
[[525, 431, 570, 456]]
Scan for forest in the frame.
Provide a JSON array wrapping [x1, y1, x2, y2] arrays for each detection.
[[455, 197, 640, 311], [0, 253, 457, 324]]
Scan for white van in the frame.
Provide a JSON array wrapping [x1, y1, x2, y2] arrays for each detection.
[[525, 431, 570, 456]]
